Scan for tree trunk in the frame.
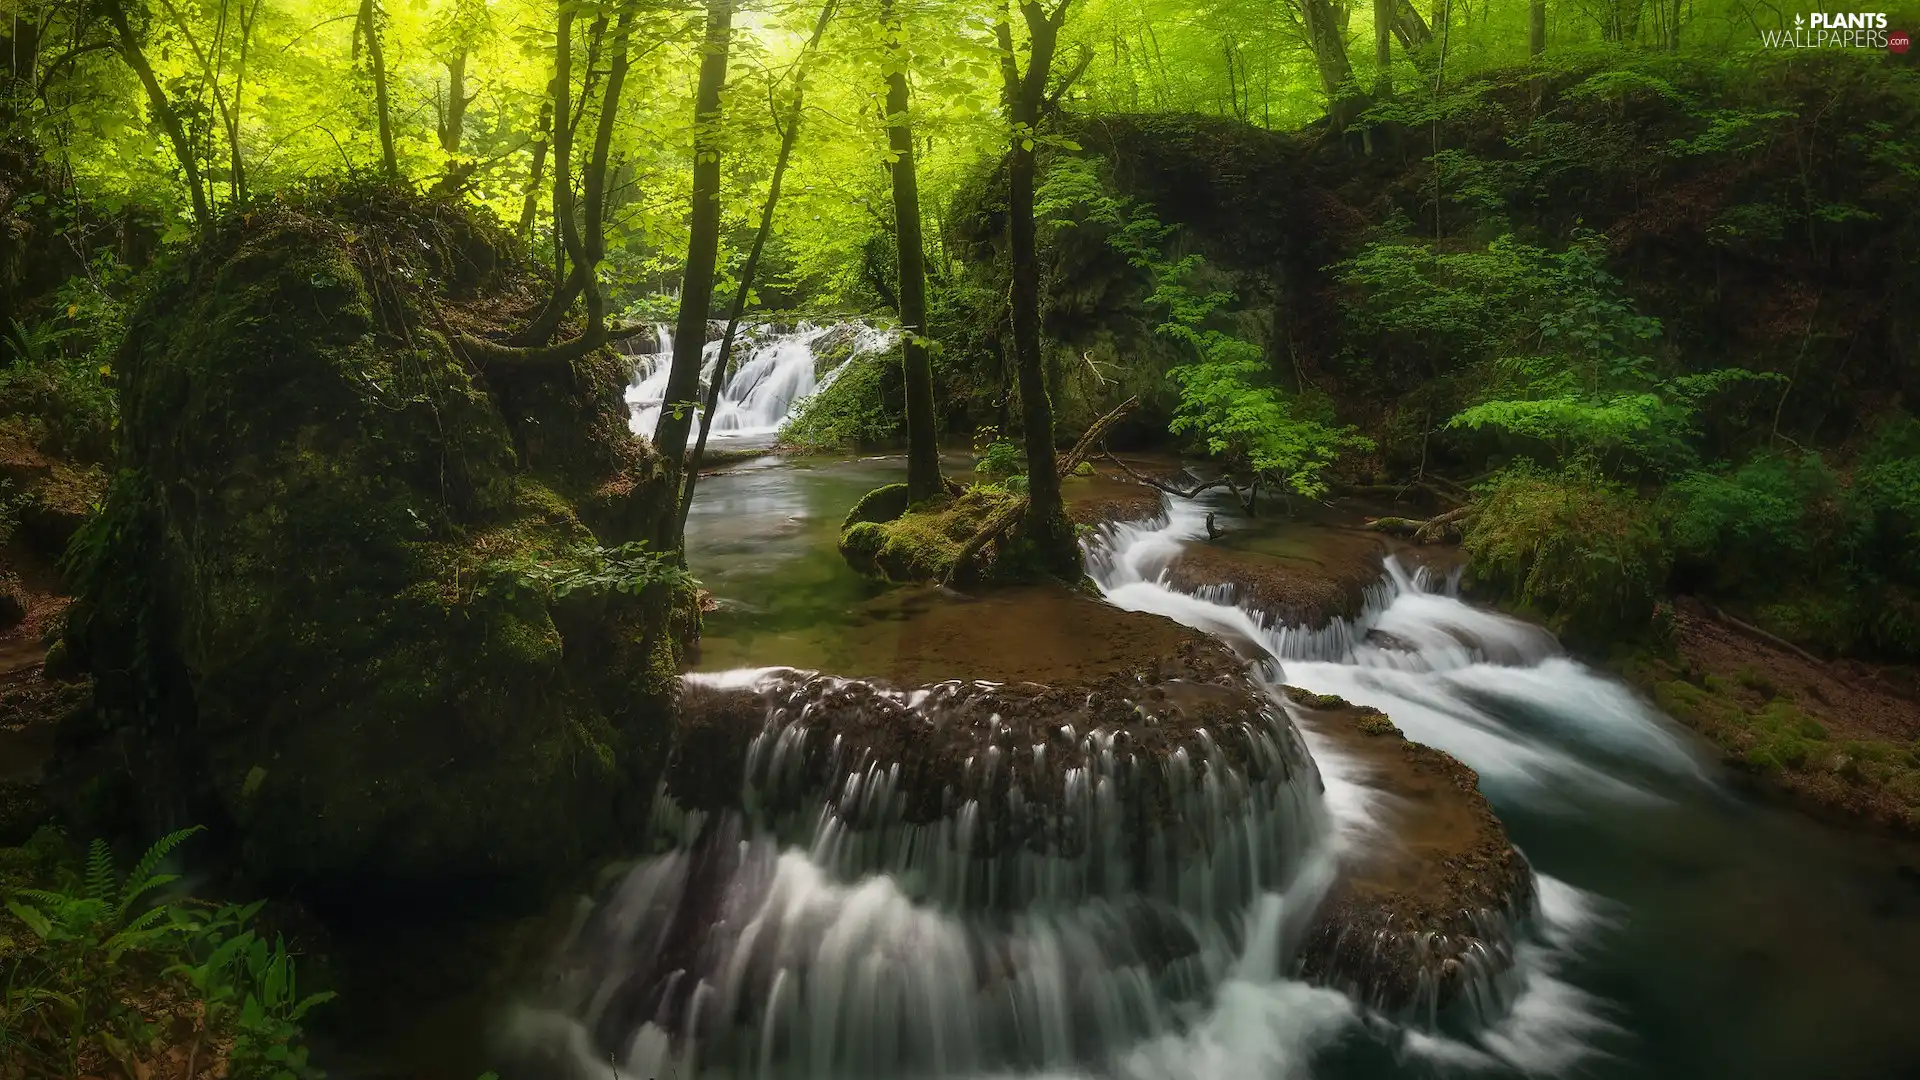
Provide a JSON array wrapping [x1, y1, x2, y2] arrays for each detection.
[[1299, 0, 1361, 130], [676, 0, 838, 547], [1529, 0, 1545, 55], [106, 0, 209, 228], [884, 0, 941, 504], [358, 0, 398, 180], [1392, 0, 1432, 48], [440, 51, 468, 153], [652, 0, 734, 550], [998, 1, 1075, 575], [1373, 0, 1393, 97], [518, 97, 552, 243]]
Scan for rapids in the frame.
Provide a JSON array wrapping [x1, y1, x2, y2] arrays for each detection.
[[501, 444, 1920, 1080]]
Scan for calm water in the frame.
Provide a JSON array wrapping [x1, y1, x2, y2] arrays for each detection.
[[662, 453, 1920, 1080]]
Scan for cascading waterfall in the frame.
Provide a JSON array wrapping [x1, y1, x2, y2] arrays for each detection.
[[507, 476, 1719, 1080], [514, 660, 1341, 1080], [626, 322, 893, 442]]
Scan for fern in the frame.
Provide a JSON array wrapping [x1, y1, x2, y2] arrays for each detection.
[[118, 825, 205, 920]]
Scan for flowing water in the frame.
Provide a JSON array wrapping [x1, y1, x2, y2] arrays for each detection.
[[625, 322, 893, 443], [499, 333, 1920, 1080]]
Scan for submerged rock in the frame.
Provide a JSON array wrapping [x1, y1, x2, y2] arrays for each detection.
[[1282, 686, 1535, 1018], [1161, 526, 1390, 630], [58, 187, 694, 899]]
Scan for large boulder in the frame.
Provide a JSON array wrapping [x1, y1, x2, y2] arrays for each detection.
[[58, 188, 693, 900]]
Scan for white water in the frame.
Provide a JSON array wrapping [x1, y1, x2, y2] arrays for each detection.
[[626, 322, 893, 442], [510, 482, 1733, 1079]]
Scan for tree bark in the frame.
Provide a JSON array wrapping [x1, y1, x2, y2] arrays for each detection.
[[998, 1, 1076, 575], [358, 0, 398, 180], [1529, 0, 1546, 55], [1298, 0, 1361, 130], [884, 0, 941, 504], [652, 0, 734, 550], [106, 0, 210, 228], [676, 0, 837, 547], [1373, 0, 1393, 97], [517, 97, 552, 242]]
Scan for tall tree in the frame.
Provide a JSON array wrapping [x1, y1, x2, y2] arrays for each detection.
[[884, 0, 941, 503], [1375, 0, 1394, 96], [356, 0, 398, 180], [1530, 0, 1546, 56], [678, 0, 839, 545], [1297, 0, 1361, 129], [996, 0, 1077, 576], [104, 0, 209, 228], [653, 0, 735, 550]]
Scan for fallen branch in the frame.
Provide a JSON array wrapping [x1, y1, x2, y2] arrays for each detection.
[[942, 397, 1138, 587], [1363, 504, 1476, 544], [1102, 451, 1243, 502], [1057, 396, 1138, 478], [1705, 602, 1825, 667], [942, 494, 1028, 587]]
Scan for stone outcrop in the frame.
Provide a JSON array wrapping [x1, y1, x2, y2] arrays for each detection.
[[1284, 687, 1535, 1017], [55, 188, 694, 900]]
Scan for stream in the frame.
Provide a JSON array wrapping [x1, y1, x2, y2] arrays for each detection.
[[495, 328, 1920, 1080]]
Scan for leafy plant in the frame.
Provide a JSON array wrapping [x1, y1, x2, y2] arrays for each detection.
[[481, 540, 695, 603], [2, 826, 331, 1079]]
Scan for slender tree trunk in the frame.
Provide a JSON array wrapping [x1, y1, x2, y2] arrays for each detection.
[[440, 51, 468, 153], [578, 3, 637, 335], [678, 0, 838, 546], [106, 0, 209, 228], [652, 0, 734, 550], [1374, 0, 1393, 97], [884, 0, 941, 503], [517, 5, 593, 347], [358, 0, 397, 180], [998, 1, 1075, 574], [518, 97, 552, 243], [1529, 0, 1546, 55]]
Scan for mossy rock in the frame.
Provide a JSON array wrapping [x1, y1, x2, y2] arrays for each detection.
[[61, 187, 691, 902], [837, 484, 1057, 584]]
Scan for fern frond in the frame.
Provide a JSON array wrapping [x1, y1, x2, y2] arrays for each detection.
[[118, 826, 204, 917], [83, 839, 115, 903]]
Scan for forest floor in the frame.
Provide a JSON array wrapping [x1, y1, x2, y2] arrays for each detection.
[[1618, 599, 1920, 834]]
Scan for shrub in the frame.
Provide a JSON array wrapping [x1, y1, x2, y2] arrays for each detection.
[[1669, 452, 1840, 591], [1464, 464, 1671, 638], [1, 826, 331, 1078]]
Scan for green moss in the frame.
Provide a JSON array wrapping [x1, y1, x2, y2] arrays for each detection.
[[837, 485, 1054, 584], [63, 191, 690, 897], [1354, 708, 1401, 737], [1281, 686, 1347, 710], [843, 483, 911, 530]]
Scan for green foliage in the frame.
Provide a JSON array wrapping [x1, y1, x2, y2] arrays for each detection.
[[1669, 453, 1839, 590], [1, 827, 329, 1078], [1, 263, 131, 463], [480, 540, 695, 603], [1040, 154, 1370, 500], [1463, 464, 1671, 637], [972, 426, 1025, 476], [1343, 231, 1776, 477]]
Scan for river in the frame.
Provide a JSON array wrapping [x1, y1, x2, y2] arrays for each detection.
[[483, 326, 1920, 1080]]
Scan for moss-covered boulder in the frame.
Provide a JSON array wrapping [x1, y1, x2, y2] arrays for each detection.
[[58, 188, 693, 901]]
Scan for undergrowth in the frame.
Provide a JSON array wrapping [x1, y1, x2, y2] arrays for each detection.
[[1, 826, 330, 1079]]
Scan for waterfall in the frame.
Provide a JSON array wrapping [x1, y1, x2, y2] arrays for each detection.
[[626, 322, 892, 443], [505, 481, 1670, 1079]]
